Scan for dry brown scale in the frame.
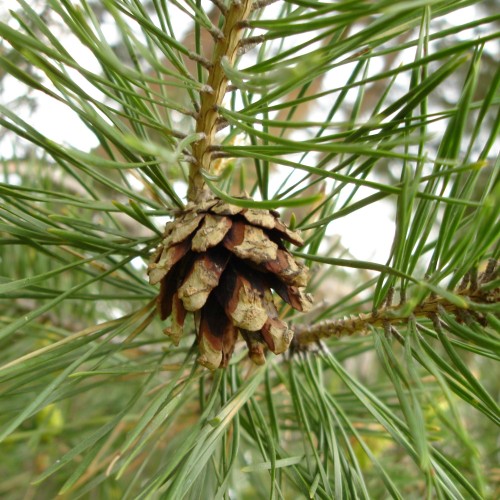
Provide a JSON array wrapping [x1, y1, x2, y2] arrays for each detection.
[[148, 197, 313, 370]]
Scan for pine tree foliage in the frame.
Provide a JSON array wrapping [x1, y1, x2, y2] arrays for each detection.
[[0, 1, 498, 498]]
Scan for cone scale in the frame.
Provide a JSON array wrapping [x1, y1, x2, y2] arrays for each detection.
[[148, 198, 313, 369]]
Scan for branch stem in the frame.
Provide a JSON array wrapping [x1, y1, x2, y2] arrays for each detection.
[[293, 282, 499, 346], [188, 0, 253, 202]]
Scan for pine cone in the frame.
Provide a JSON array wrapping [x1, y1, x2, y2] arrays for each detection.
[[148, 198, 313, 370]]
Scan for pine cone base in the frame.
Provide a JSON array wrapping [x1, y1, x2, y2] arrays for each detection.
[[148, 198, 313, 369]]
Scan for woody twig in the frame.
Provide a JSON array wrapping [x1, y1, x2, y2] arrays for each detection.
[[188, 0, 254, 202], [293, 260, 499, 347]]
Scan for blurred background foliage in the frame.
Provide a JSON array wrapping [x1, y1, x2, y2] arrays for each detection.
[[0, 0, 499, 498]]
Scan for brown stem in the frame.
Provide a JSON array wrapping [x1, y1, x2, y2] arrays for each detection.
[[188, 0, 253, 202], [293, 277, 499, 346]]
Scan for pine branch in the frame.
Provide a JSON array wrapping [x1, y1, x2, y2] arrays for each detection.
[[293, 260, 499, 346], [188, 0, 253, 201]]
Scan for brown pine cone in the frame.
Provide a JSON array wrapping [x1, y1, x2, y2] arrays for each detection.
[[148, 198, 313, 370]]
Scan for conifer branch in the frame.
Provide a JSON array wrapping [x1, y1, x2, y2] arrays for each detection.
[[187, 52, 213, 69], [210, 0, 228, 16], [293, 261, 499, 347], [188, 0, 253, 202], [238, 34, 266, 54], [251, 0, 280, 11]]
